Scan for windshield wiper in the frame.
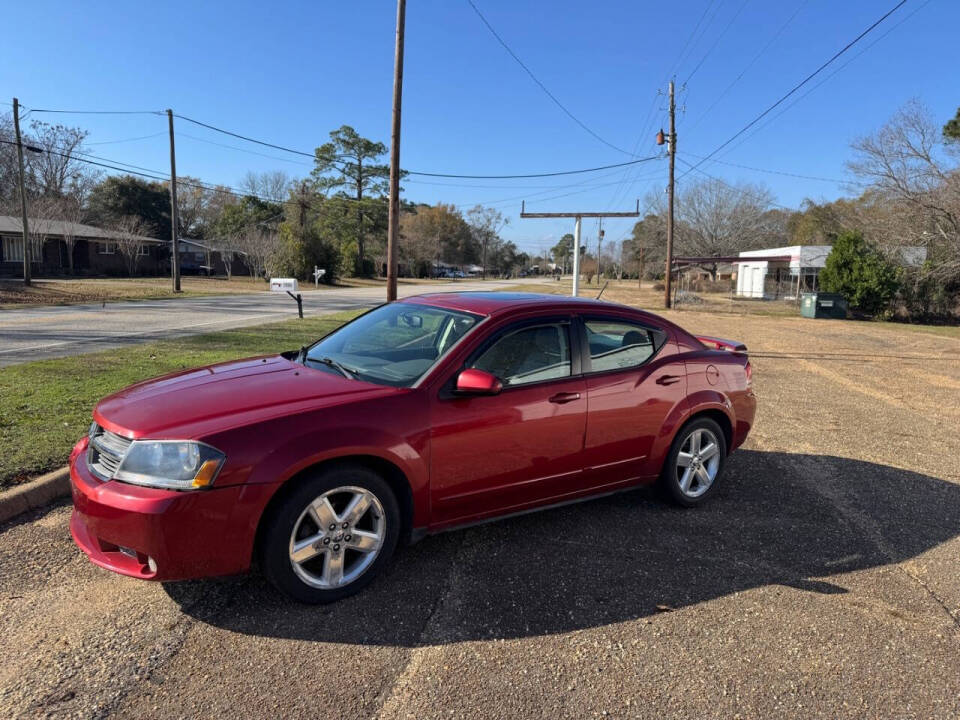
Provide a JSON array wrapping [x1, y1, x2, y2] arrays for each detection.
[[308, 355, 361, 379]]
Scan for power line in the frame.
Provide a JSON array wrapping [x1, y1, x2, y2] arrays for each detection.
[[685, 0, 810, 132], [667, 0, 720, 81], [464, 0, 634, 157], [178, 131, 314, 166], [0, 138, 167, 182], [173, 113, 319, 159], [405, 164, 635, 190], [682, 152, 865, 185], [450, 166, 667, 211], [17, 102, 665, 180], [678, 0, 909, 181], [682, 0, 753, 85], [409, 154, 662, 180], [0, 138, 289, 206], [88, 132, 167, 146], [607, 0, 724, 212], [27, 107, 163, 116], [714, 0, 933, 162], [676, 156, 793, 211]]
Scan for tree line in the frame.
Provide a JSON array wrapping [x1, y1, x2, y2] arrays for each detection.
[[3, 100, 958, 318], [0, 119, 521, 282]]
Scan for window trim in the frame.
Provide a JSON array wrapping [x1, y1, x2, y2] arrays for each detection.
[[576, 314, 671, 378], [443, 315, 581, 396], [97, 242, 116, 255]]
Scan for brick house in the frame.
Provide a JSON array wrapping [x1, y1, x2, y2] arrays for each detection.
[[0, 214, 167, 277]]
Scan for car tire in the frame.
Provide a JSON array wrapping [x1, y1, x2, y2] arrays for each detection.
[[260, 465, 401, 604], [658, 417, 728, 508]]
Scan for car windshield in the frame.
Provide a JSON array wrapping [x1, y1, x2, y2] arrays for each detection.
[[303, 303, 482, 387]]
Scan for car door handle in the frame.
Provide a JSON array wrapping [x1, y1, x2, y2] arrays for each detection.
[[549, 392, 581, 404], [655, 375, 682, 386]]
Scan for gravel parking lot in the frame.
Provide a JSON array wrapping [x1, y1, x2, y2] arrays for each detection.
[[1, 311, 958, 719]]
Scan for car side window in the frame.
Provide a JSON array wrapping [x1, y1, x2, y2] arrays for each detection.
[[471, 323, 571, 387], [584, 320, 667, 373]]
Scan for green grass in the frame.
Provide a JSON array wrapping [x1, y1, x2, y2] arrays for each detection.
[[0, 310, 362, 489]]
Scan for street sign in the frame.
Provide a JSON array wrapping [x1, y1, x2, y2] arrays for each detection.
[[270, 278, 298, 293]]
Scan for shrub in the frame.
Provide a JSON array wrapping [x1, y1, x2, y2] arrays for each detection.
[[819, 231, 900, 317]]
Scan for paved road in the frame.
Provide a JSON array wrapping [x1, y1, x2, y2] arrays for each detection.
[[0, 280, 530, 367]]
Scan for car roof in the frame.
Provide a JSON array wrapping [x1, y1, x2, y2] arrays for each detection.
[[400, 291, 656, 319]]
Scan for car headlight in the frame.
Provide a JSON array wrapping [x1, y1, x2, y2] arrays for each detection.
[[114, 440, 226, 490]]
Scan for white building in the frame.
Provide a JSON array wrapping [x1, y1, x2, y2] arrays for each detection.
[[735, 244, 926, 299], [735, 246, 828, 299]]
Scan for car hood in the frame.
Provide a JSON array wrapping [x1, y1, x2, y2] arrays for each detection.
[[94, 355, 400, 438]]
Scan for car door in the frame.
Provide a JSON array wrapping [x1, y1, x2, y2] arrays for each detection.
[[579, 315, 687, 486], [429, 317, 588, 527]]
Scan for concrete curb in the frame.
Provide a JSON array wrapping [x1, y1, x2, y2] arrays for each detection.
[[0, 467, 70, 525]]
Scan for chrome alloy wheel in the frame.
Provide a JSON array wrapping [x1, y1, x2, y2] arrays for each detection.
[[675, 427, 721, 498], [288, 486, 386, 589]]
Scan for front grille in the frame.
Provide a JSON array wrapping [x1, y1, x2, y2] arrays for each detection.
[[87, 424, 133, 480]]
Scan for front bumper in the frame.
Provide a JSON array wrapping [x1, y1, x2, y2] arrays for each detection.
[[69, 441, 274, 582]]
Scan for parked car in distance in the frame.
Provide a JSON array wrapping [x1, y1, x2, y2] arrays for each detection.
[[69, 292, 755, 603]]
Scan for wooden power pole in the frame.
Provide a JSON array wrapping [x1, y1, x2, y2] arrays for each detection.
[[521, 202, 640, 298], [166, 109, 181, 293], [663, 80, 676, 309], [386, 0, 406, 302], [12, 98, 31, 287]]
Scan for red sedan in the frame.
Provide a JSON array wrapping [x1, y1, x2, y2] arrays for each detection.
[[70, 292, 755, 603]]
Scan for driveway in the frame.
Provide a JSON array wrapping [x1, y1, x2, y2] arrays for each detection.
[[0, 280, 529, 367], [1, 308, 958, 719]]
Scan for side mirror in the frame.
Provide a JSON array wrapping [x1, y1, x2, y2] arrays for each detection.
[[455, 368, 502, 396]]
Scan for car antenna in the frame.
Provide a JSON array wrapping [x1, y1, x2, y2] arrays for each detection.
[[596, 281, 608, 300]]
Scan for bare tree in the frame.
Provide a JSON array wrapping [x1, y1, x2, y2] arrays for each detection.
[[204, 234, 238, 279], [233, 228, 279, 280], [0, 113, 22, 212], [676, 177, 776, 279], [55, 197, 86, 275], [25, 119, 100, 199], [241, 171, 292, 204], [113, 216, 150, 276], [23, 194, 71, 270], [848, 99, 960, 282], [466, 206, 508, 280]]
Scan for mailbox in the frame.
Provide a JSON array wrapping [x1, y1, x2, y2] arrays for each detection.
[[270, 278, 299, 293]]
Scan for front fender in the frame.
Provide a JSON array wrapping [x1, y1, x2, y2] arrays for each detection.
[[249, 424, 427, 493], [213, 422, 429, 574]]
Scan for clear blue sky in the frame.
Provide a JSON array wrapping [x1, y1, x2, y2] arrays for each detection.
[[2, 0, 956, 256]]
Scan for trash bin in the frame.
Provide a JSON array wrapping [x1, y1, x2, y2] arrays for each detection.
[[800, 292, 848, 319]]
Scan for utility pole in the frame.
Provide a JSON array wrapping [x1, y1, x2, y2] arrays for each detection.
[[13, 98, 31, 287], [386, 0, 406, 302], [166, 109, 181, 293], [658, 80, 677, 309], [596, 219, 604, 284], [521, 201, 640, 297]]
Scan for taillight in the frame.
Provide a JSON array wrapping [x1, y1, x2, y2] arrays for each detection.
[[744, 360, 752, 388]]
